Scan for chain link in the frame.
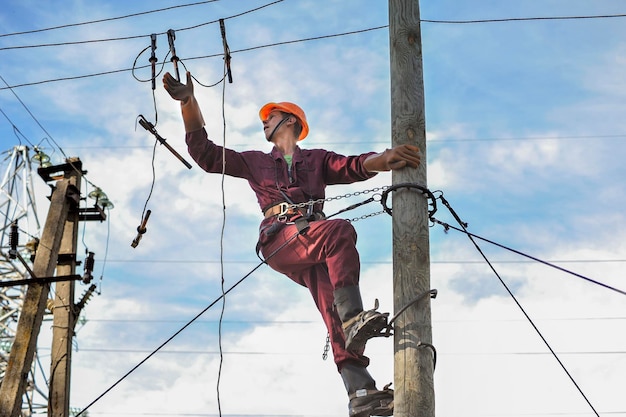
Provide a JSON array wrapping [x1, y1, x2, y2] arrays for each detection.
[[346, 210, 386, 223], [322, 333, 330, 360], [289, 186, 389, 209]]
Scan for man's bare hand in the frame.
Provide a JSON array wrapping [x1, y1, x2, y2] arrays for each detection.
[[364, 144, 421, 172]]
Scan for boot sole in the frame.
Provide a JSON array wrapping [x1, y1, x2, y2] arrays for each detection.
[[345, 314, 389, 351], [350, 395, 393, 417]]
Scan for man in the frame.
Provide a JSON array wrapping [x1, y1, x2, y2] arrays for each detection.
[[163, 71, 421, 417]]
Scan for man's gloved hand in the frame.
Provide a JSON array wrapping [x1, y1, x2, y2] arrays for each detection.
[[162, 71, 205, 132], [163, 71, 194, 104], [364, 144, 421, 172]]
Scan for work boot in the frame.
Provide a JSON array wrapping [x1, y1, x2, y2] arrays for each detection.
[[334, 286, 389, 351], [340, 362, 394, 417]]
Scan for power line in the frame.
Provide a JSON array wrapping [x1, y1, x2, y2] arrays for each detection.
[[0, 0, 220, 38], [421, 13, 626, 25], [75, 316, 626, 324], [6, 8, 626, 90], [434, 194, 605, 416], [0, 75, 67, 158], [0, 0, 283, 51], [0, 25, 385, 91], [4, 8, 626, 91], [98, 258, 626, 265], [39, 347, 626, 356], [4, 10, 626, 50]]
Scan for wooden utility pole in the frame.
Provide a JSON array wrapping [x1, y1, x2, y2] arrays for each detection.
[[389, 0, 435, 416], [0, 176, 77, 416], [48, 160, 82, 417], [0, 158, 94, 417]]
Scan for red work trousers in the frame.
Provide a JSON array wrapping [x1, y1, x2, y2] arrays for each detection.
[[258, 218, 369, 371]]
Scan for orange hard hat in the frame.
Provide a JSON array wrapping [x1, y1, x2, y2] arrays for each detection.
[[259, 102, 309, 140]]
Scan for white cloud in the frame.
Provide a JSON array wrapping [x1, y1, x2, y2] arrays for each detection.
[[3, 1, 626, 416]]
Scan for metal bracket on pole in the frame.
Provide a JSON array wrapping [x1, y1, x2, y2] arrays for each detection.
[[0, 251, 82, 288]]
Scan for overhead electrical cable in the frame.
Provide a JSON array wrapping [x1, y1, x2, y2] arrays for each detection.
[[4, 10, 626, 51], [6, 11, 626, 89], [0, 0, 221, 38], [432, 193, 605, 416], [421, 13, 626, 24], [98, 257, 626, 265], [0, 0, 283, 51], [0, 25, 387, 91]]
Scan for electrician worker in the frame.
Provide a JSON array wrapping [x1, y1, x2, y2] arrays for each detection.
[[163, 71, 421, 417]]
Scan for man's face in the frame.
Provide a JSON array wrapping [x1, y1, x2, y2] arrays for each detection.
[[262, 110, 288, 141]]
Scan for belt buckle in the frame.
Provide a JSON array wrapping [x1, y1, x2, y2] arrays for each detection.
[[278, 202, 290, 216], [277, 202, 290, 222]]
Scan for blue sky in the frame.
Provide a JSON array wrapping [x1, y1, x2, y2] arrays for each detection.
[[1, 1, 626, 416]]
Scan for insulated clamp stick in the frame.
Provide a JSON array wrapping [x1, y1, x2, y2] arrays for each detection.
[[149, 33, 157, 90], [167, 29, 180, 82], [131, 209, 151, 248], [138, 115, 192, 169], [219, 19, 233, 83]]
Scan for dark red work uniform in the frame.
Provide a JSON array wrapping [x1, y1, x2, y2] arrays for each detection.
[[186, 128, 378, 371]]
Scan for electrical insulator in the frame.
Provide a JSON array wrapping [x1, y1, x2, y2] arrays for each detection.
[[9, 221, 18, 259], [83, 251, 95, 283], [75, 284, 97, 310]]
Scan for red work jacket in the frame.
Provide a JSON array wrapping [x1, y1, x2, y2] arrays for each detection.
[[186, 128, 378, 222]]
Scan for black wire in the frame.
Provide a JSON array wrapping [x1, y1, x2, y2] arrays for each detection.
[[96, 206, 112, 296], [4, 10, 626, 89], [180, 59, 227, 88], [216, 53, 228, 417], [137, 139, 158, 232], [421, 13, 626, 25], [0, 25, 385, 90], [0, 106, 31, 147], [431, 217, 626, 297], [74, 229, 303, 416], [0, 74, 106, 199], [131, 44, 169, 84], [0, 0, 221, 38], [433, 193, 601, 417], [4, 9, 626, 51], [0, 75, 66, 158], [0, 0, 283, 52]]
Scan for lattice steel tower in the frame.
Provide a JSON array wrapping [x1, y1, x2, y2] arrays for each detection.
[[0, 145, 49, 416]]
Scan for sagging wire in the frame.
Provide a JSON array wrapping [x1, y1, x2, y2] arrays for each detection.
[[131, 33, 216, 252], [131, 40, 168, 125], [429, 190, 604, 417], [74, 226, 304, 417], [130, 34, 227, 90], [128, 21, 233, 415], [216, 37, 230, 417], [130, 134, 158, 248], [96, 204, 111, 295], [0, 0, 221, 38], [1, 74, 110, 218]]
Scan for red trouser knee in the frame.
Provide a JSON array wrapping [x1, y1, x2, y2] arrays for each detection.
[[259, 219, 369, 370]]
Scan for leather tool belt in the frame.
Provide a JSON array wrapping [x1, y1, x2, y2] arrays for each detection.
[[264, 202, 299, 219]]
